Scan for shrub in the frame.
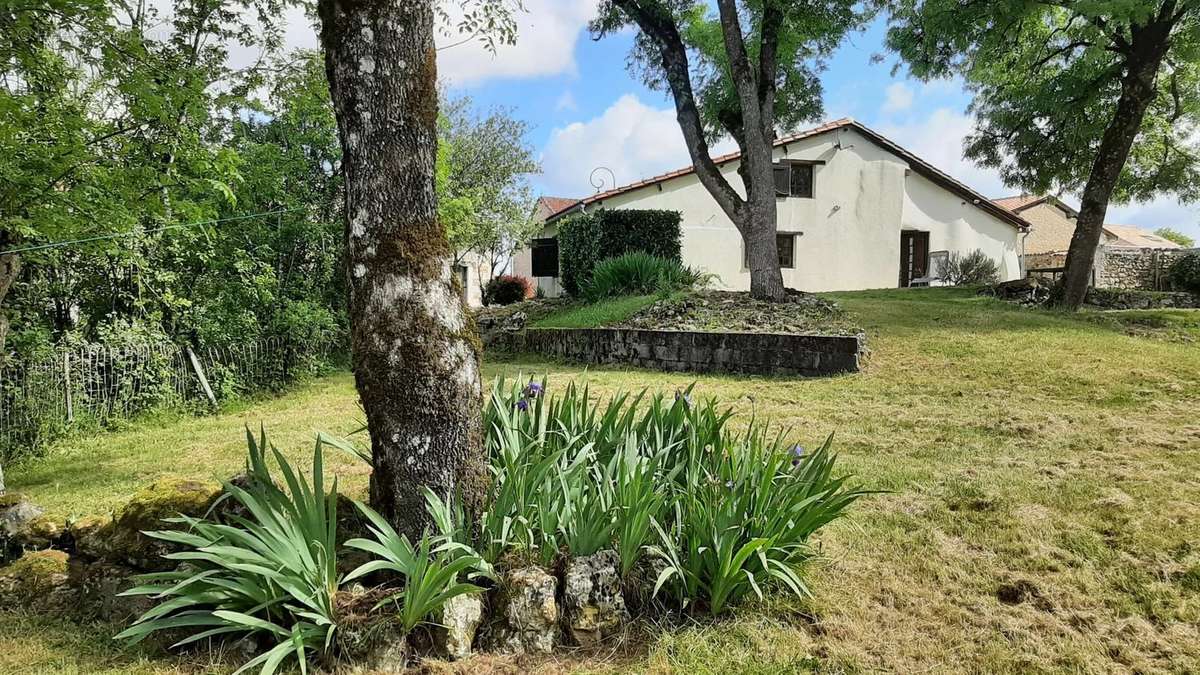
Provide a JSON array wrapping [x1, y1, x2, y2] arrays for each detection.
[[939, 249, 1000, 286], [558, 209, 682, 296], [584, 251, 709, 300], [483, 275, 533, 306], [1168, 252, 1200, 293]]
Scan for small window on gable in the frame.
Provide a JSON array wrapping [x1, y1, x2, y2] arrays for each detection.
[[744, 234, 796, 270], [773, 162, 814, 199]]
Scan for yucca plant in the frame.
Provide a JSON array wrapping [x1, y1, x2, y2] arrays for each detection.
[[116, 430, 340, 675], [583, 251, 709, 300], [343, 498, 487, 632]]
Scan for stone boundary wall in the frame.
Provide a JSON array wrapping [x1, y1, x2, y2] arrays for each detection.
[[1096, 247, 1198, 290], [488, 328, 864, 377]]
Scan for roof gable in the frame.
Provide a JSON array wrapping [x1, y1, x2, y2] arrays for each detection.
[[544, 119, 1028, 230]]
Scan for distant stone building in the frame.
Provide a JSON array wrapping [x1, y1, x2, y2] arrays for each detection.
[[991, 194, 1185, 289]]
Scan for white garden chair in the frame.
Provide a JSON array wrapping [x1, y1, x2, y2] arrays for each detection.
[[910, 250, 950, 287]]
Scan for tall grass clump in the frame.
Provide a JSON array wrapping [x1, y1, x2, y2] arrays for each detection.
[[584, 251, 711, 300], [481, 378, 869, 614]]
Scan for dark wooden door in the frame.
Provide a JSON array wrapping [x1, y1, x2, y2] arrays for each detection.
[[899, 231, 930, 287]]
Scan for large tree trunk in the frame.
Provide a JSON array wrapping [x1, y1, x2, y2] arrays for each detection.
[[1059, 18, 1173, 310], [317, 0, 487, 538], [740, 148, 786, 301]]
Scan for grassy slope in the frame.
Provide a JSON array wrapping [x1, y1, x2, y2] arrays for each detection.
[[531, 294, 659, 329], [5, 287, 1200, 673]]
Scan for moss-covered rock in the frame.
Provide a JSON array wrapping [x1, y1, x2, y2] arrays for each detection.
[[1, 495, 49, 564], [79, 477, 221, 570], [68, 514, 112, 560], [13, 514, 65, 550], [69, 558, 153, 622], [0, 549, 74, 612]]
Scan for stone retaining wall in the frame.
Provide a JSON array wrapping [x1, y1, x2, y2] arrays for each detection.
[[488, 328, 863, 377], [1096, 247, 1198, 290]]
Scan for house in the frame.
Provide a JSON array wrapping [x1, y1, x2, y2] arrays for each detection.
[[992, 194, 1181, 272], [452, 252, 492, 308], [513, 119, 1029, 295], [990, 194, 1184, 289]]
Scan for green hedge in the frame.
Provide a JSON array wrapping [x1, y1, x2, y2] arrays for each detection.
[[557, 209, 682, 296]]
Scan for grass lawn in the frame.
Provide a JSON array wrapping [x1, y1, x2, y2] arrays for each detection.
[[530, 293, 659, 328], [4, 287, 1200, 673]]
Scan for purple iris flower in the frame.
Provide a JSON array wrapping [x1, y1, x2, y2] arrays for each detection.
[[515, 399, 529, 412], [524, 381, 543, 398], [790, 445, 806, 466]]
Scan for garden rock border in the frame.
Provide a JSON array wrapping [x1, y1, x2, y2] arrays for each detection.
[[1, 477, 643, 668], [487, 327, 863, 377]]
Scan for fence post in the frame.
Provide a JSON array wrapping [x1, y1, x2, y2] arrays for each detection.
[[63, 350, 74, 423], [186, 346, 218, 408]]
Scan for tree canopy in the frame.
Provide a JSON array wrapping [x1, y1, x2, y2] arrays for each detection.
[[438, 95, 540, 286], [885, 0, 1200, 307], [590, 0, 874, 300], [887, 1, 1200, 203], [0, 0, 536, 358], [594, 0, 872, 151]]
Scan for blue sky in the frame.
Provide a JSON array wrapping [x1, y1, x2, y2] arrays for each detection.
[[273, 1, 1199, 240]]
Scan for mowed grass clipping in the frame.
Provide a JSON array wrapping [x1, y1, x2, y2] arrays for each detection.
[[5, 287, 1200, 673]]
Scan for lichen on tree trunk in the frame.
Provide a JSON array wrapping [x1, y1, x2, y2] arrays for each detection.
[[316, 0, 487, 538]]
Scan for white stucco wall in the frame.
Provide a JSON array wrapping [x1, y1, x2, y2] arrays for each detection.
[[455, 250, 494, 307], [515, 127, 1022, 294]]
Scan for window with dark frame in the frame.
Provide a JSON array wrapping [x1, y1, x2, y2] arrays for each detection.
[[530, 237, 559, 278], [773, 162, 814, 199], [744, 234, 796, 270]]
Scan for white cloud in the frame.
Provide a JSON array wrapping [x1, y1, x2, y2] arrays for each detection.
[[540, 95, 690, 197], [173, 0, 598, 87], [539, 94, 740, 198], [881, 83, 914, 115], [876, 107, 1008, 198], [555, 90, 579, 113], [436, 0, 599, 85]]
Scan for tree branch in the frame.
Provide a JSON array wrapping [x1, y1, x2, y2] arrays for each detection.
[[715, 0, 763, 142], [757, 1, 782, 140], [613, 0, 745, 222]]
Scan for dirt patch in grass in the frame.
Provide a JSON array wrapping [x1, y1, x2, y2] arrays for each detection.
[[618, 290, 862, 335]]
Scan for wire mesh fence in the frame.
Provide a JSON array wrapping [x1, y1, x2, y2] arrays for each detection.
[[0, 338, 337, 460]]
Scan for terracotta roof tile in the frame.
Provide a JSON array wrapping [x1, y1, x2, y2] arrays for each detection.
[[992, 195, 1046, 212]]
